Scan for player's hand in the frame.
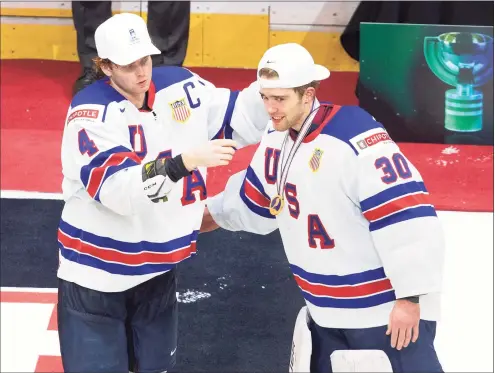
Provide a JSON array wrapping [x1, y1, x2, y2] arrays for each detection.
[[386, 299, 420, 350], [199, 206, 220, 233], [182, 139, 237, 171]]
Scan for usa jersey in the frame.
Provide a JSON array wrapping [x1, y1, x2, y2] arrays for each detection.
[[208, 100, 445, 329], [58, 66, 269, 292]]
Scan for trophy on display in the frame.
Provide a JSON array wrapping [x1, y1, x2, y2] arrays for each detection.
[[424, 32, 493, 132]]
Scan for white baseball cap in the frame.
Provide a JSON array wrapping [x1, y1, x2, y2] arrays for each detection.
[[257, 43, 330, 89], [95, 13, 161, 66]]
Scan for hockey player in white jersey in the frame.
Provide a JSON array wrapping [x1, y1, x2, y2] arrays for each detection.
[[56, 13, 269, 373], [206, 43, 445, 372]]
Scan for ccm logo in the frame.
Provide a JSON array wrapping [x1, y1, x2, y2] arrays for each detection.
[[144, 182, 157, 191], [68, 109, 99, 122]]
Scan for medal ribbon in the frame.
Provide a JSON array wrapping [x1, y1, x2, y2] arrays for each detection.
[[276, 105, 322, 197]]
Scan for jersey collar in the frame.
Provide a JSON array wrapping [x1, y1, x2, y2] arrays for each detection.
[[289, 99, 341, 143]]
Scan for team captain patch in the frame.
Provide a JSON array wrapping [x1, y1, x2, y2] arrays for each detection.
[[170, 98, 191, 123], [351, 128, 395, 155]]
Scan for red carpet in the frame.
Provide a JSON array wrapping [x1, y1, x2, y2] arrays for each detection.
[[1, 60, 493, 212]]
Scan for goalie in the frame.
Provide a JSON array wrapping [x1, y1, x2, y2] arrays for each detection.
[[205, 43, 445, 372]]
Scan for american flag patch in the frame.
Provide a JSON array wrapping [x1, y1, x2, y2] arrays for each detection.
[[170, 98, 191, 123], [309, 148, 324, 172]]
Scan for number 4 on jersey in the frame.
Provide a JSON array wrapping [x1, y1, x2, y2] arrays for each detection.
[[78, 129, 98, 156]]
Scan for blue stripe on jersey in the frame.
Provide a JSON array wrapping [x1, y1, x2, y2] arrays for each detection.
[[59, 242, 196, 276], [71, 78, 125, 112], [211, 90, 240, 140], [360, 181, 428, 212], [239, 166, 275, 219], [245, 166, 270, 198], [79, 146, 140, 202], [152, 66, 194, 91], [290, 264, 388, 286], [320, 106, 385, 155], [59, 219, 199, 254], [369, 205, 437, 232], [301, 289, 396, 309], [223, 90, 240, 140]]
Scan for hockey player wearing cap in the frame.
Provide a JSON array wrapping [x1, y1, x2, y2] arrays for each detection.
[[206, 43, 445, 372], [56, 12, 269, 373]]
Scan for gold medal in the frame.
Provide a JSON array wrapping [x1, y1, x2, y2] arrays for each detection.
[[269, 194, 285, 216]]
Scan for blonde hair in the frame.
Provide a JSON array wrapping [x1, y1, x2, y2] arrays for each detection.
[[258, 67, 320, 97]]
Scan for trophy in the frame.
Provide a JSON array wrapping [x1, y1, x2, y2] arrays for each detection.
[[424, 32, 493, 132]]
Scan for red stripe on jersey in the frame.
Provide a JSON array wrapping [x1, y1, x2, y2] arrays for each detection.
[[58, 230, 196, 265], [86, 152, 141, 198], [364, 193, 430, 222], [243, 179, 270, 207], [294, 275, 393, 298]]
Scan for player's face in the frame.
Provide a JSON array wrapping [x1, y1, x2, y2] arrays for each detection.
[[105, 56, 153, 96], [260, 88, 311, 132]]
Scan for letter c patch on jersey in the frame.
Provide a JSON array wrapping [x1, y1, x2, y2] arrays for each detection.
[[170, 98, 191, 123]]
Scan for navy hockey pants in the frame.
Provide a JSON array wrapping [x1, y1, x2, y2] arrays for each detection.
[[309, 318, 443, 372], [57, 269, 178, 373]]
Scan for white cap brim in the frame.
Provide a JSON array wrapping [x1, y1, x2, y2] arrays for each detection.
[[109, 43, 161, 66], [258, 64, 330, 89]]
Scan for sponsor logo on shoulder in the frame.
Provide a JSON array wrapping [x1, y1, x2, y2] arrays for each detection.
[[351, 129, 394, 154], [68, 109, 99, 122], [67, 104, 105, 125]]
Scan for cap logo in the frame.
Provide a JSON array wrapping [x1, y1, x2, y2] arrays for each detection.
[[129, 28, 139, 44], [266, 60, 276, 64]]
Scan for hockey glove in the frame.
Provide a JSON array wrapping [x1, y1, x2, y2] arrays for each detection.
[[142, 155, 191, 203]]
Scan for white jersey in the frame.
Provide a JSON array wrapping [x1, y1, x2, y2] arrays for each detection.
[[208, 100, 445, 329], [58, 66, 269, 292]]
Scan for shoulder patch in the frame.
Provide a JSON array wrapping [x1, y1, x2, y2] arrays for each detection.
[[320, 105, 389, 155], [350, 128, 395, 155], [66, 104, 106, 126]]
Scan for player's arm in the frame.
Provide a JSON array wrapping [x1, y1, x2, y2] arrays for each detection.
[[190, 74, 269, 146], [63, 104, 235, 216], [206, 136, 278, 235], [346, 138, 445, 300]]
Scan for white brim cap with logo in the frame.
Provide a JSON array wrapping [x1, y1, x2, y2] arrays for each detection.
[[257, 43, 331, 89], [95, 12, 161, 66]]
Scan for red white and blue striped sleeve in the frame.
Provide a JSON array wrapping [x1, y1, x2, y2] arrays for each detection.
[[355, 148, 445, 299], [207, 142, 278, 235], [62, 104, 153, 215], [360, 180, 436, 232], [80, 146, 141, 202]]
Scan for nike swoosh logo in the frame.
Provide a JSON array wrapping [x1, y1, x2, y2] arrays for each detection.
[[120, 108, 125, 113], [170, 347, 177, 356], [267, 129, 276, 134]]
